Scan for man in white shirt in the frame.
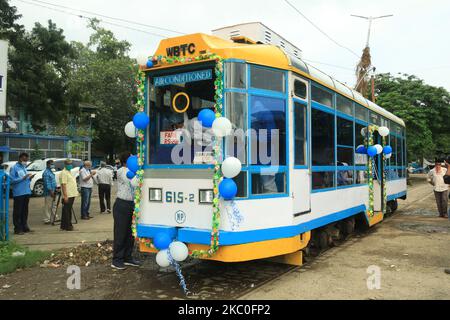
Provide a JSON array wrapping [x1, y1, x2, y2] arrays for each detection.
[[95, 162, 113, 214], [79, 160, 96, 220], [427, 159, 448, 218]]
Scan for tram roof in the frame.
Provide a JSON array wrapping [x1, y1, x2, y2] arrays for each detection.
[[150, 33, 405, 127]]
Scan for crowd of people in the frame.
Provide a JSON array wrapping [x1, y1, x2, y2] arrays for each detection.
[[9, 152, 140, 270]]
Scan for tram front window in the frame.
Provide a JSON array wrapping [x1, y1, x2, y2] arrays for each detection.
[[148, 65, 216, 165]]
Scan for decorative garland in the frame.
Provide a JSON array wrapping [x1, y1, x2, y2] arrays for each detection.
[[130, 52, 225, 258], [367, 125, 375, 217]]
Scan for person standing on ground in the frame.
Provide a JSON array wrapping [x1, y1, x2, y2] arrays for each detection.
[[95, 161, 113, 214], [59, 159, 78, 231], [42, 160, 58, 224], [79, 160, 96, 220], [427, 159, 448, 218], [9, 153, 34, 235], [111, 152, 140, 270]]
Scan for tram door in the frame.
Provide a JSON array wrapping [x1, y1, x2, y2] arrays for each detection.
[[292, 77, 311, 216], [373, 132, 384, 212]]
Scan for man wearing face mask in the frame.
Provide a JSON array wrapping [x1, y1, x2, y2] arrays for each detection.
[[42, 160, 58, 224], [10, 153, 35, 235], [79, 160, 96, 220], [59, 159, 78, 231]]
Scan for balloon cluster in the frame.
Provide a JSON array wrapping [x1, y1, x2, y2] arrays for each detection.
[[153, 233, 189, 267], [198, 109, 241, 200], [356, 126, 392, 159], [124, 112, 150, 178]]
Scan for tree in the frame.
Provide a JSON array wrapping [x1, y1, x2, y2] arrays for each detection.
[[68, 19, 138, 159], [374, 73, 450, 162], [6, 20, 79, 129]]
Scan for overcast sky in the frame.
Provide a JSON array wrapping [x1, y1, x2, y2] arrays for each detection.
[[10, 0, 450, 90]]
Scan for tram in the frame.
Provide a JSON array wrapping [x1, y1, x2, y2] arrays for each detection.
[[135, 23, 407, 265]]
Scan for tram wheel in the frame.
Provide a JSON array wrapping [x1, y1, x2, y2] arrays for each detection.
[[387, 200, 398, 213]]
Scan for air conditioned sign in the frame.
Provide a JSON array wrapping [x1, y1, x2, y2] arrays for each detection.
[[154, 69, 212, 87], [0, 40, 8, 116]]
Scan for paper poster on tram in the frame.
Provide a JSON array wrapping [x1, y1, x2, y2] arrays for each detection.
[[193, 151, 214, 164], [160, 131, 182, 145]]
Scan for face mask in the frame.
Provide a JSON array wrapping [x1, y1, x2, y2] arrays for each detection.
[[21, 161, 27, 166], [65, 165, 73, 170], [50, 165, 55, 170]]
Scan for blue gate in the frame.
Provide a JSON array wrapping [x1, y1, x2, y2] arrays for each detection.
[[0, 170, 10, 241]]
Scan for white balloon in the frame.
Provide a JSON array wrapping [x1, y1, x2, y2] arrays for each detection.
[[385, 153, 392, 159], [124, 121, 137, 138], [169, 241, 189, 262], [156, 250, 171, 268], [136, 54, 149, 66], [212, 117, 232, 137], [222, 157, 242, 178], [378, 126, 390, 137], [374, 144, 383, 154], [361, 127, 367, 137]]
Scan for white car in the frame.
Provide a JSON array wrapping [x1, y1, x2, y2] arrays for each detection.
[[1, 161, 31, 174], [27, 158, 83, 197]]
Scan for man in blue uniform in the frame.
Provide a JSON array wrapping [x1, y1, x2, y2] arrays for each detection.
[[9, 153, 35, 235]]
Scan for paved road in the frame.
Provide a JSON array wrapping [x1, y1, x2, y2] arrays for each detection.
[[8, 186, 116, 251]]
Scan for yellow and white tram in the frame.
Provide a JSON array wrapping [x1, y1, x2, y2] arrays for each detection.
[[134, 23, 407, 265]]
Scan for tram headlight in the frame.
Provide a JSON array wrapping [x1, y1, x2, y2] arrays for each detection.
[[149, 188, 162, 202], [199, 189, 214, 204]]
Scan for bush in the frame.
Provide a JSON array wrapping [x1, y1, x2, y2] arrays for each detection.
[[0, 242, 50, 274]]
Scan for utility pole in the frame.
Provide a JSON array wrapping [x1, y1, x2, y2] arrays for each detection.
[[351, 14, 393, 100]]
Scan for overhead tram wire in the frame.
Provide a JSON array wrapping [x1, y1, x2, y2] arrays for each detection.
[[283, 0, 360, 59], [28, 0, 186, 35], [302, 59, 355, 72], [15, 0, 170, 38]]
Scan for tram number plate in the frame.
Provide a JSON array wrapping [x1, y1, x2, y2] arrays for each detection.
[[165, 191, 195, 204]]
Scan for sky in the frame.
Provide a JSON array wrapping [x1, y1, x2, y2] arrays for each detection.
[[9, 0, 450, 90]]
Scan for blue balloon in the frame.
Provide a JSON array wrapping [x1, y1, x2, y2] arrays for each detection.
[[133, 112, 150, 130], [198, 109, 216, 128], [153, 232, 172, 250], [219, 178, 238, 200], [367, 146, 378, 157], [146, 60, 154, 68], [126, 170, 136, 180], [356, 145, 367, 154], [383, 145, 393, 155], [126, 155, 139, 173]]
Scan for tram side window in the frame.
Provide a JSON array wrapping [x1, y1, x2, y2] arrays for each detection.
[[355, 104, 369, 123], [355, 122, 368, 166], [294, 102, 307, 166], [311, 85, 333, 108], [337, 117, 354, 186], [250, 96, 286, 166], [225, 92, 247, 164], [312, 172, 335, 190], [225, 62, 247, 89], [233, 171, 248, 198], [311, 108, 335, 166], [252, 172, 286, 195], [336, 95, 353, 116], [250, 65, 285, 93], [294, 80, 307, 99]]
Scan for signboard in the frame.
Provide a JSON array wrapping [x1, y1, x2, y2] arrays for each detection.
[[154, 69, 212, 87], [160, 131, 182, 145], [0, 40, 8, 116]]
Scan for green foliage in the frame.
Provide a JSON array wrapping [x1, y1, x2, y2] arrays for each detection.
[[0, 241, 50, 274], [374, 73, 450, 162], [68, 19, 138, 158], [30, 143, 44, 161]]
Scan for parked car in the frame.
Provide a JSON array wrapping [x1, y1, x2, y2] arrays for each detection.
[[93, 164, 117, 180], [1, 161, 31, 174], [27, 158, 83, 197]]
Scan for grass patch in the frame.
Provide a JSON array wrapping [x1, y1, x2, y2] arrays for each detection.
[[0, 241, 50, 274]]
